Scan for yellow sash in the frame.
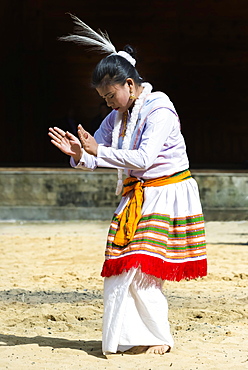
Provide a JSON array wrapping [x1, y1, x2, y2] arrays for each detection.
[[113, 169, 191, 247]]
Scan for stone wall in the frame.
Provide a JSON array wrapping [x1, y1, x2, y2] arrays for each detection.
[[193, 172, 248, 221], [0, 169, 247, 221]]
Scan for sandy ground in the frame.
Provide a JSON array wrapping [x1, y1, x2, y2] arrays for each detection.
[[0, 220, 247, 370]]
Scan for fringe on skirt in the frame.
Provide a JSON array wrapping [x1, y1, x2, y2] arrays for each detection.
[[102, 178, 207, 281]]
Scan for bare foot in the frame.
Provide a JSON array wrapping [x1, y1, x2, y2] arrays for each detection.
[[123, 346, 149, 355], [146, 345, 170, 355]]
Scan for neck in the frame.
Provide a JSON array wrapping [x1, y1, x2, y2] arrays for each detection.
[[137, 84, 144, 96], [128, 85, 144, 112]]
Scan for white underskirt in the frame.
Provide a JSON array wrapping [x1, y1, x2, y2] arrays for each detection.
[[102, 268, 174, 354]]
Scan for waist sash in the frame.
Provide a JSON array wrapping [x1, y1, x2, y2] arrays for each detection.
[[113, 169, 192, 247]]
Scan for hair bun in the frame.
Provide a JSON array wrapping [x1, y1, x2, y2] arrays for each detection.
[[123, 45, 137, 59]]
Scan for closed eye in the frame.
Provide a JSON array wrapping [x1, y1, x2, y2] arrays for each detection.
[[104, 94, 114, 101]]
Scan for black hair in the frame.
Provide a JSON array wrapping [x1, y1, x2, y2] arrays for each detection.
[[91, 45, 143, 88]]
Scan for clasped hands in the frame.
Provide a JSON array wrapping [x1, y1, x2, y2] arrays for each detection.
[[48, 125, 98, 163], [77, 125, 99, 156]]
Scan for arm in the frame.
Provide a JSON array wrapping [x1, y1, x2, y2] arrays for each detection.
[[96, 108, 175, 170]]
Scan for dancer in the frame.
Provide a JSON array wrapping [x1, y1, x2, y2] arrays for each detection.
[[48, 14, 207, 355]]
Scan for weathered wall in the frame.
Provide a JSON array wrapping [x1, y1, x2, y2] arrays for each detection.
[[0, 169, 247, 221], [193, 172, 248, 221], [0, 169, 120, 221]]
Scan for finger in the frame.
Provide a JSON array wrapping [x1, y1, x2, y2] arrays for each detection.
[[65, 131, 76, 140], [49, 128, 65, 142], [78, 129, 86, 144], [78, 124, 88, 139], [50, 139, 62, 148], [49, 127, 60, 137], [48, 131, 62, 143], [53, 126, 66, 137]]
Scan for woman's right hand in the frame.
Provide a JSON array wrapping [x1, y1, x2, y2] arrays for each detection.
[[48, 127, 83, 163]]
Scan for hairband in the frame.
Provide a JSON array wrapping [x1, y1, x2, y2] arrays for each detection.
[[116, 51, 136, 66]]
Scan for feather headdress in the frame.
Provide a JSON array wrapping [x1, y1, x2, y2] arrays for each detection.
[[59, 13, 117, 54]]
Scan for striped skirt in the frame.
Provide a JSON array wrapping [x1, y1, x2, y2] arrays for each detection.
[[101, 177, 207, 281]]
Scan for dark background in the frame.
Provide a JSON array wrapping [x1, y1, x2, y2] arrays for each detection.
[[1, 0, 247, 168]]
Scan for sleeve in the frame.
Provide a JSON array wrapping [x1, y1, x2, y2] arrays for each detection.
[[93, 111, 115, 146], [96, 107, 175, 170], [70, 150, 97, 170], [70, 111, 116, 170]]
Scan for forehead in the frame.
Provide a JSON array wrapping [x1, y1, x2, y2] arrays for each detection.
[[96, 83, 124, 97]]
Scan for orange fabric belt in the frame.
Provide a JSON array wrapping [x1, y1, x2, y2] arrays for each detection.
[[113, 169, 192, 247]]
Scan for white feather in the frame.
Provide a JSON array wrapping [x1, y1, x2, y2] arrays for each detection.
[[59, 14, 116, 54]]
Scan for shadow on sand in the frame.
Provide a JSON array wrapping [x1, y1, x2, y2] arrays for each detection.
[[0, 334, 105, 359]]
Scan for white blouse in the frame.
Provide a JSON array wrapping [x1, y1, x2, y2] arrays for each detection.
[[71, 91, 189, 180]]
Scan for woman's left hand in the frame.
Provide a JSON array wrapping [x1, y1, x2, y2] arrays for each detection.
[[78, 124, 98, 156]]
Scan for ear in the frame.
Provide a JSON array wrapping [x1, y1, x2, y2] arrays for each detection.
[[126, 78, 135, 88]]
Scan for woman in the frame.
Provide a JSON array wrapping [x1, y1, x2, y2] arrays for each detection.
[[49, 15, 207, 355]]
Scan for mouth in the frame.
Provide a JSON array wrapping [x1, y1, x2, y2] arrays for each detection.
[[113, 107, 119, 111]]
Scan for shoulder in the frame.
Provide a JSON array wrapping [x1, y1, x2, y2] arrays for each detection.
[[99, 110, 116, 128], [142, 91, 177, 115], [94, 110, 116, 142], [144, 91, 174, 108]]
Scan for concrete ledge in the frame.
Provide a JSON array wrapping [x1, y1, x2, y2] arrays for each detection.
[[202, 208, 248, 221], [0, 206, 114, 221], [0, 168, 247, 221], [193, 172, 248, 221]]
